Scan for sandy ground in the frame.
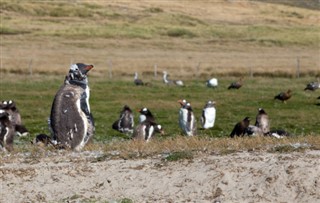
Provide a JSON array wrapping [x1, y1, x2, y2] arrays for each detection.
[[0, 150, 319, 203]]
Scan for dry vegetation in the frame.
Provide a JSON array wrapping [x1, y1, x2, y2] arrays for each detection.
[[1, 0, 319, 78]]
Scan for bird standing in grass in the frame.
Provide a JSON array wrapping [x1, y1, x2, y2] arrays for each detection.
[[0, 100, 28, 136], [49, 63, 95, 151], [230, 117, 250, 138], [200, 100, 216, 129], [255, 108, 270, 135], [112, 105, 134, 134], [274, 89, 292, 103], [228, 77, 243, 89], [0, 109, 15, 152], [178, 100, 197, 136]]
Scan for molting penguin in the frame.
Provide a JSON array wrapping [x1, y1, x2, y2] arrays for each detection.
[[112, 105, 134, 134], [230, 117, 250, 138], [255, 108, 270, 135], [178, 100, 197, 136], [49, 63, 94, 151], [138, 107, 156, 123], [0, 100, 28, 136], [0, 109, 15, 152], [132, 120, 164, 142], [200, 100, 216, 129]]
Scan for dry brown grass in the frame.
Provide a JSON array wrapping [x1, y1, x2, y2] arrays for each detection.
[[1, 0, 319, 78]]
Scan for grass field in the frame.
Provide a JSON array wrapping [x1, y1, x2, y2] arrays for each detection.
[[0, 0, 319, 153]]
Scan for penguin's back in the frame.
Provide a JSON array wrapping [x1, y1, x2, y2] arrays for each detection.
[[50, 83, 87, 149]]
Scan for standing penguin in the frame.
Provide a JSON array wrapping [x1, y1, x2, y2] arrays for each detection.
[[112, 105, 134, 134], [0, 109, 15, 152], [200, 100, 216, 129], [138, 107, 156, 123], [178, 100, 197, 136], [255, 108, 270, 135], [0, 100, 28, 136], [49, 63, 94, 150], [132, 120, 164, 142]]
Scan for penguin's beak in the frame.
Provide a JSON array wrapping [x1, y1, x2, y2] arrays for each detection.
[[85, 65, 94, 71]]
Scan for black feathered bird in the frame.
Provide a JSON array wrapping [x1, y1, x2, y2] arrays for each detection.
[[49, 63, 95, 151], [138, 107, 156, 123], [0, 100, 28, 136], [230, 117, 250, 138], [112, 105, 134, 134], [0, 110, 15, 152], [228, 77, 243, 89], [132, 120, 164, 142]]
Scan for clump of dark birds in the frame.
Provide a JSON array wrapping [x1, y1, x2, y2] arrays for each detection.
[[1, 63, 319, 152]]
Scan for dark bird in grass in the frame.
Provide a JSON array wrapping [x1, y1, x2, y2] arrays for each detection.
[[304, 78, 320, 91], [112, 105, 134, 134], [49, 63, 95, 151], [274, 89, 292, 103], [0, 109, 15, 152], [228, 77, 243, 89], [132, 120, 164, 142], [230, 117, 250, 138], [255, 108, 270, 135], [134, 72, 144, 86], [0, 100, 29, 136]]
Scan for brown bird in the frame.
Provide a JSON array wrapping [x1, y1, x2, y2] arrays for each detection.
[[228, 77, 243, 89], [274, 89, 292, 103], [230, 117, 250, 138]]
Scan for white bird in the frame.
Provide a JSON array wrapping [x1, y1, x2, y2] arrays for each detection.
[[200, 100, 216, 129], [163, 71, 184, 86], [206, 78, 218, 88]]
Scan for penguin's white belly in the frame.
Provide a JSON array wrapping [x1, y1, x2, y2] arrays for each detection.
[[203, 108, 216, 129], [74, 99, 89, 151]]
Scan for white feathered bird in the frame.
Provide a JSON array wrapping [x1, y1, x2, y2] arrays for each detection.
[[200, 100, 216, 129]]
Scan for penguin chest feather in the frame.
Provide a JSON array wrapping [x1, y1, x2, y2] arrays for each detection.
[[202, 107, 216, 129], [50, 84, 92, 149]]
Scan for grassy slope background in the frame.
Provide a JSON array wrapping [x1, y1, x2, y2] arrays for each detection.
[[0, 0, 319, 151]]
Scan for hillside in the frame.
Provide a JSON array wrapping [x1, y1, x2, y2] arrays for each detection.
[[1, 0, 319, 77]]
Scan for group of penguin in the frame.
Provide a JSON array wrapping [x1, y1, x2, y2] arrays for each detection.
[[1, 63, 319, 152]]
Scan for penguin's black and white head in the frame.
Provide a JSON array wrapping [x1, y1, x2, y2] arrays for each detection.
[[185, 102, 193, 111], [0, 100, 16, 111], [205, 100, 215, 108], [178, 99, 187, 107], [67, 63, 94, 82], [0, 109, 9, 119], [258, 108, 266, 114]]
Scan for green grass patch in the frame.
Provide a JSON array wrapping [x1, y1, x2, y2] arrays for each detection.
[[165, 151, 193, 161]]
